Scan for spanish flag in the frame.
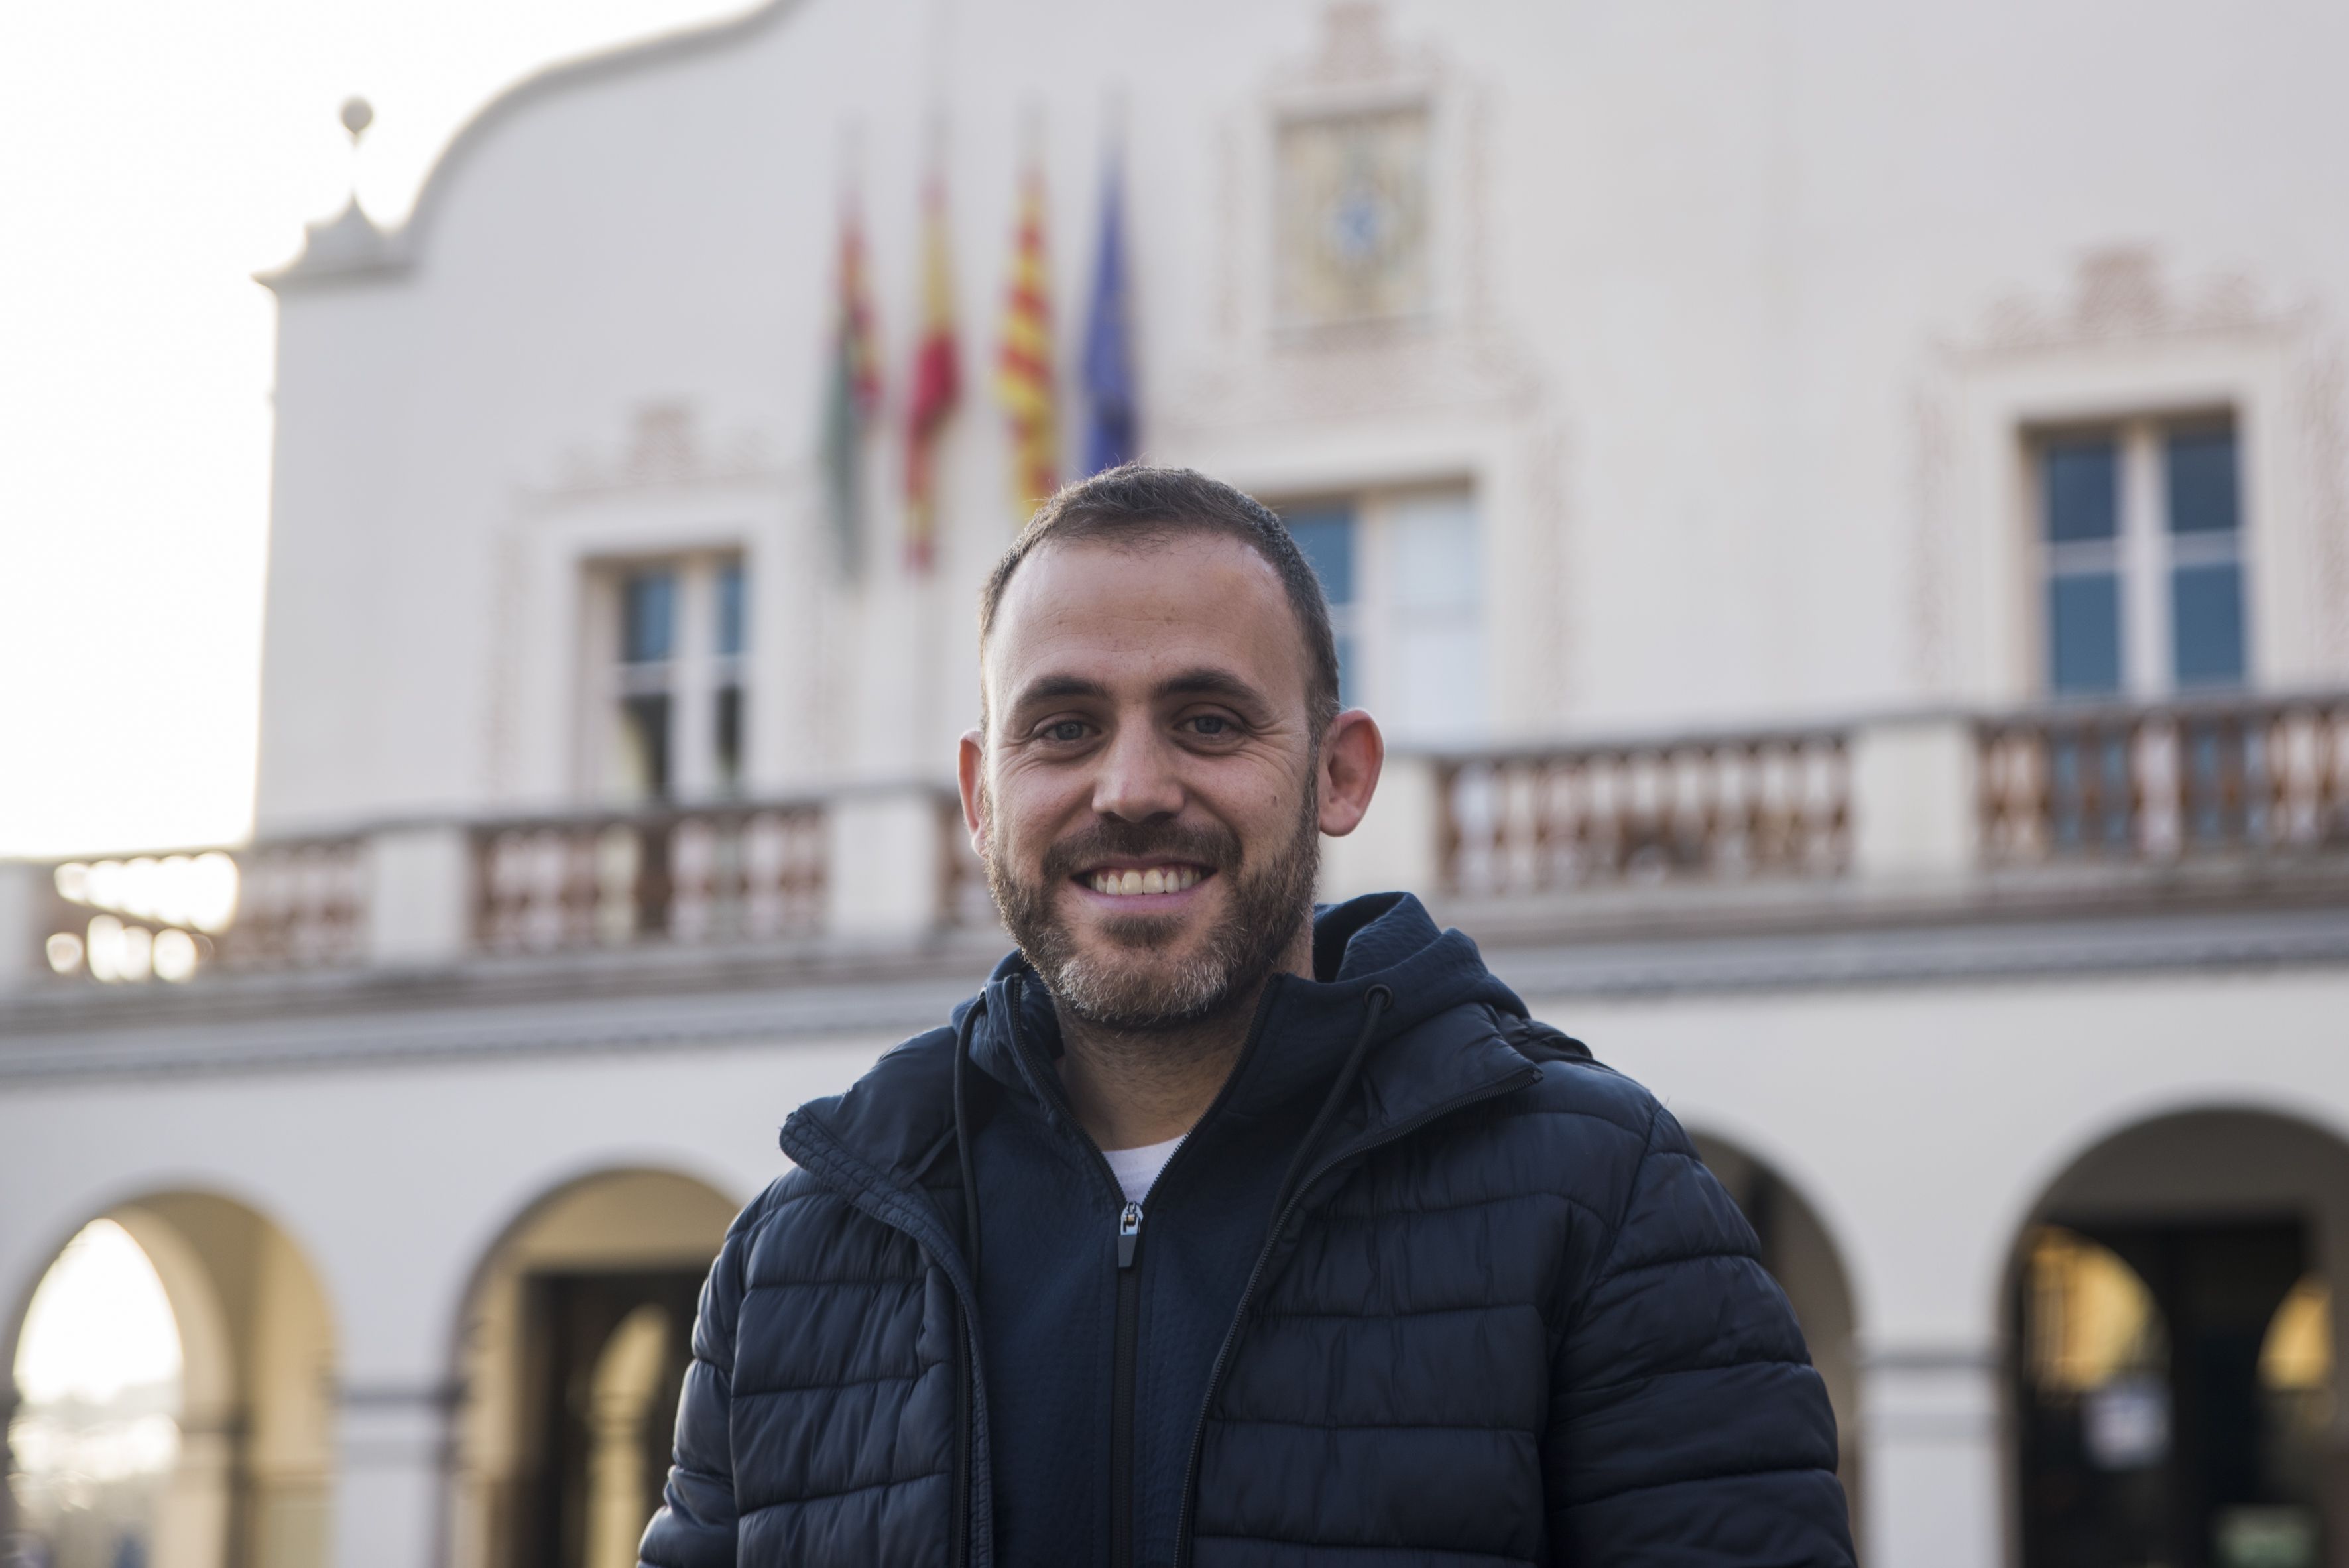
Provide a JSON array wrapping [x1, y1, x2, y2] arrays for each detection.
[[904, 174, 961, 572], [996, 164, 1059, 518]]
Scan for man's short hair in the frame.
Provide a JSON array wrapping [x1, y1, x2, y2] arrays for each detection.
[[978, 465, 1343, 736]]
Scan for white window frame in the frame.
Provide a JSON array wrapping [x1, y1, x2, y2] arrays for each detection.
[[2031, 414, 2248, 700], [585, 550, 746, 804], [1278, 483, 1488, 746], [1942, 332, 2307, 705]]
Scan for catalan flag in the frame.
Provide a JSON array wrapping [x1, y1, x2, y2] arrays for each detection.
[[904, 174, 961, 572], [819, 202, 882, 577], [995, 163, 1059, 516]]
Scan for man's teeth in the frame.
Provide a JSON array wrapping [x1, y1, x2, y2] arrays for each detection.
[[1087, 866, 1203, 896]]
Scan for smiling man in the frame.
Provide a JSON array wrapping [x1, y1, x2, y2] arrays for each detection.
[[641, 467, 1856, 1568]]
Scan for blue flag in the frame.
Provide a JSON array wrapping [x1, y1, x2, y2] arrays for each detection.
[[1082, 157, 1137, 474]]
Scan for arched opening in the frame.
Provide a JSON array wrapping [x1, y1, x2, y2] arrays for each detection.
[[7, 1219, 182, 1568], [446, 1170, 735, 1568], [1689, 1134, 1864, 1534], [2010, 1109, 2349, 1568], [3, 1195, 338, 1568]]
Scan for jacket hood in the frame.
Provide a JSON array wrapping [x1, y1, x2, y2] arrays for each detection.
[[784, 892, 1531, 1193], [1309, 890, 1526, 1026]]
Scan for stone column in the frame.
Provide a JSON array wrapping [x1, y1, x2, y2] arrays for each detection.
[[670, 558, 719, 801], [825, 782, 950, 943], [1319, 751, 1441, 904], [1850, 714, 1979, 888], [333, 1383, 454, 1568], [153, 1407, 237, 1568], [0, 859, 40, 995], [365, 825, 471, 969], [0, 1384, 15, 1539], [1861, 1344, 2005, 1568], [2318, 1209, 2349, 1568]]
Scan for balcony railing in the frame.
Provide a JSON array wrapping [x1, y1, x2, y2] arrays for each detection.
[[1437, 728, 1852, 898], [37, 837, 367, 983], [12, 694, 2349, 993], [474, 802, 826, 955], [17, 785, 994, 989], [1980, 695, 2349, 865], [937, 792, 996, 932]]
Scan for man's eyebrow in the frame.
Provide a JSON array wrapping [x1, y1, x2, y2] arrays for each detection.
[[1005, 668, 1272, 711], [1006, 674, 1111, 710], [1158, 667, 1270, 707]]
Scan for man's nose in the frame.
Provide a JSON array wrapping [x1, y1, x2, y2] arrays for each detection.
[[1091, 721, 1185, 822]]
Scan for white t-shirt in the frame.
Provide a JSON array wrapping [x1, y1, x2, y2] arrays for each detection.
[[1102, 1133, 1186, 1205]]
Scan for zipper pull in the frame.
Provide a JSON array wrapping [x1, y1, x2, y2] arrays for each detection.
[[1117, 1201, 1143, 1269]]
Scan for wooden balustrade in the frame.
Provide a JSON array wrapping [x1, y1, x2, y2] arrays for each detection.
[[1437, 729, 1851, 898], [1980, 695, 2349, 865], [473, 802, 826, 955]]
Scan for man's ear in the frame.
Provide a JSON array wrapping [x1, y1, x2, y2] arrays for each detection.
[[957, 728, 989, 852], [1315, 709, 1384, 838]]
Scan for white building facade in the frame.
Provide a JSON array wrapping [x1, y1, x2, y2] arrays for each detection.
[[7, 3, 2349, 1568]]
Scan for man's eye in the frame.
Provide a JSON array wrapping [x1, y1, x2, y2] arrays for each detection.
[[1042, 720, 1090, 743], [1186, 715, 1233, 737]]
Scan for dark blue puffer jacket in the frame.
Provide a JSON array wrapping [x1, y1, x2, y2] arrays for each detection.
[[640, 893, 1853, 1567]]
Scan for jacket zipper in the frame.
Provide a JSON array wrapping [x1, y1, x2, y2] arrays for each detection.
[[1111, 1200, 1145, 1568], [1003, 975, 1284, 1568], [1002, 977, 1148, 1568], [1169, 1063, 1541, 1568]]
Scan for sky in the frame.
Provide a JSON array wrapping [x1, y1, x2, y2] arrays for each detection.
[[0, 0, 757, 859]]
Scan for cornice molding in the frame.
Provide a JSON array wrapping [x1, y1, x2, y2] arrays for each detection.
[[7, 902, 2346, 1087]]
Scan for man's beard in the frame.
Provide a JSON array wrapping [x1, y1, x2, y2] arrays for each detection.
[[985, 786, 1321, 1033]]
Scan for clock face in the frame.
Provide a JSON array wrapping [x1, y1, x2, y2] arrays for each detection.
[[1327, 166, 1393, 265], [1276, 106, 1431, 328]]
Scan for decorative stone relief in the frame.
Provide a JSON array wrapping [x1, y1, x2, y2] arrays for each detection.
[[482, 529, 524, 801], [544, 402, 782, 495], [1978, 245, 2275, 353], [1907, 387, 1959, 697], [1520, 418, 1576, 720], [1311, 1, 1409, 83], [2294, 345, 2349, 669], [1172, 4, 1537, 432]]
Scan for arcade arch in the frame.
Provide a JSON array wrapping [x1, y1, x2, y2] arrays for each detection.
[[445, 1168, 737, 1568], [2008, 1107, 2349, 1568], [3, 1193, 338, 1568], [1688, 1133, 1864, 1532]]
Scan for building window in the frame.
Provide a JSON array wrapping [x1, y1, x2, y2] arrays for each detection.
[[595, 553, 747, 802], [1277, 487, 1485, 743], [1284, 505, 1358, 707], [714, 560, 747, 792], [2037, 418, 2246, 699], [2164, 428, 2246, 688], [617, 570, 676, 798]]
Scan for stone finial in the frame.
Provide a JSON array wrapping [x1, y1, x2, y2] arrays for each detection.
[[1316, 3, 1396, 83], [2073, 247, 2165, 336]]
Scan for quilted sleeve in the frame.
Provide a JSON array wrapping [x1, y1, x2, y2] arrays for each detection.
[[1544, 1100, 1855, 1567], [639, 1198, 754, 1568]]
